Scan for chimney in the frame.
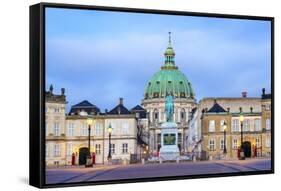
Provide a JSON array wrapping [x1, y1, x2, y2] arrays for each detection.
[[61, 88, 65, 95], [119, 97, 123, 105], [242, 91, 247, 98], [227, 107, 230, 113], [262, 88, 265, 95]]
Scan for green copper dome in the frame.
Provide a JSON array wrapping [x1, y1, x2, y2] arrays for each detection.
[[144, 32, 195, 99]]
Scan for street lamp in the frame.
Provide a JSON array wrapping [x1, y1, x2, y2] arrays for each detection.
[[239, 112, 245, 160], [108, 123, 113, 163], [85, 118, 93, 167], [223, 121, 227, 154]]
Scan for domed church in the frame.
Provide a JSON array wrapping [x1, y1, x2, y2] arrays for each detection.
[[141, 33, 197, 153]]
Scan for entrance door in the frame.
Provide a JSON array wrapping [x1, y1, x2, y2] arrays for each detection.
[[242, 141, 251, 158], [79, 147, 90, 165]]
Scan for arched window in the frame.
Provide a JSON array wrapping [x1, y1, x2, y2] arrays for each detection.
[[153, 109, 158, 122], [180, 108, 186, 122]]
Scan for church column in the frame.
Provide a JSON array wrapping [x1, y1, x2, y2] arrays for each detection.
[[178, 108, 181, 122], [159, 108, 161, 123]]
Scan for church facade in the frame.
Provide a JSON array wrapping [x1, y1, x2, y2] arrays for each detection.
[[141, 33, 196, 155]]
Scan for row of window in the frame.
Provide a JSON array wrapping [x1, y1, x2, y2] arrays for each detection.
[[46, 143, 130, 157], [208, 118, 271, 133], [46, 122, 130, 136], [208, 136, 271, 151], [150, 109, 188, 122], [46, 107, 62, 113]]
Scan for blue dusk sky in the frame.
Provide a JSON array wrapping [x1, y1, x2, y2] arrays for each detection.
[[45, 7, 271, 112]]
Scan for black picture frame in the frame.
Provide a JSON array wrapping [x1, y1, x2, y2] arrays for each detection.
[[29, 2, 274, 188]]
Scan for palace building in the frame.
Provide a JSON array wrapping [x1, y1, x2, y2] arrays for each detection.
[[45, 34, 271, 166], [200, 90, 272, 160], [46, 88, 142, 166]]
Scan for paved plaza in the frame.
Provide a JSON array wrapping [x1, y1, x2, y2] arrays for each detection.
[[46, 158, 271, 184]]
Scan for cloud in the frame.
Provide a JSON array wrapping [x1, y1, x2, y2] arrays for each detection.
[[46, 19, 271, 111]]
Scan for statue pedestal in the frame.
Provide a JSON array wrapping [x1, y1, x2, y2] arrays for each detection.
[[159, 122, 180, 161]]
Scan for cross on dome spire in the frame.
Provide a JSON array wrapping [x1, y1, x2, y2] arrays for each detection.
[[168, 31, 171, 44]]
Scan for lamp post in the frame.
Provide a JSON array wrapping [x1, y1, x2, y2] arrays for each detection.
[[108, 123, 113, 163], [239, 112, 245, 160], [223, 121, 227, 155], [85, 118, 93, 167]]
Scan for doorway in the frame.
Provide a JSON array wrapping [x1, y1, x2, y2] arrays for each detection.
[[79, 147, 90, 165]]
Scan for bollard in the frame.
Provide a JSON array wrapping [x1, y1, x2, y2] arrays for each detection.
[[142, 158, 145, 165]]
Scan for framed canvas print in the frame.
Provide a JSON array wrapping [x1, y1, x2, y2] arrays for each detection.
[[29, 2, 274, 188]]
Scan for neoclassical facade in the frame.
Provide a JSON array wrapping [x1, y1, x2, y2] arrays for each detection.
[[46, 88, 140, 166]]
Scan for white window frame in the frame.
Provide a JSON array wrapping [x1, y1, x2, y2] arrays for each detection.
[[220, 120, 225, 132], [95, 144, 101, 155], [67, 143, 73, 156], [53, 122, 60, 136], [255, 138, 261, 148], [232, 119, 239, 132], [209, 139, 215, 151], [95, 123, 102, 136], [81, 123, 88, 136], [209, 120, 215, 132], [111, 143, 115, 154], [122, 143, 128, 154], [266, 119, 271, 130], [243, 119, 250, 131], [122, 122, 129, 135], [220, 138, 225, 150], [54, 144, 60, 157], [254, 119, 261, 131], [67, 123, 75, 137], [266, 135, 271, 147], [232, 139, 238, 149]]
